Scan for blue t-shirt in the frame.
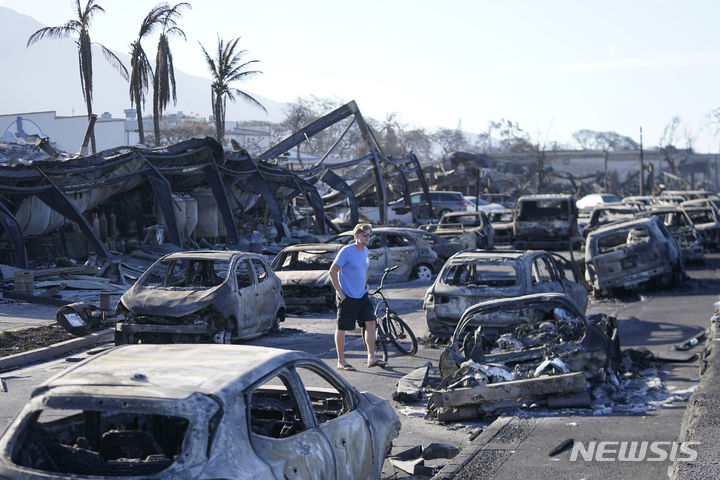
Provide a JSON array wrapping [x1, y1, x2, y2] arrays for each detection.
[[333, 244, 369, 298]]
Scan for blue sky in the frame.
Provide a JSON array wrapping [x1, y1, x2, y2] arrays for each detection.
[[2, 0, 720, 151]]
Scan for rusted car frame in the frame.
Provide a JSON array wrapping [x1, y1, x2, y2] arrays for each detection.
[[682, 204, 720, 251], [487, 208, 514, 245], [327, 227, 440, 282], [431, 293, 618, 421], [271, 243, 342, 311], [432, 211, 494, 249], [584, 216, 683, 293], [581, 204, 637, 239], [512, 194, 579, 249], [0, 344, 400, 479], [635, 205, 704, 262], [115, 250, 285, 344], [424, 250, 588, 339]]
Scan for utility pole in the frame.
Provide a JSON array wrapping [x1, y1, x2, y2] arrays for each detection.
[[603, 150, 608, 191], [639, 127, 644, 196]]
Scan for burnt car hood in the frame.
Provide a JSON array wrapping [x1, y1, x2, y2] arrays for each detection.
[[121, 284, 227, 317], [276, 270, 331, 287]]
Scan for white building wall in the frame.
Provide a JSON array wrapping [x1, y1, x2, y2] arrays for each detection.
[[0, 111, 125, 153]]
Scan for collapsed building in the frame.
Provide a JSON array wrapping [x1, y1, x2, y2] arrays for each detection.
[[0, 101, 434, 273]]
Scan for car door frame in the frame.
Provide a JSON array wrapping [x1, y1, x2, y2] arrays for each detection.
[[250, 257, 280, 329], [233, 257, 261, 338], [290, 361, 376, 480], [529, 253, 564, 295], [385, 232, 417, 281], [548, 252, 589, 312], [366, 234, 388, 282], [245, 365, 337, 479]]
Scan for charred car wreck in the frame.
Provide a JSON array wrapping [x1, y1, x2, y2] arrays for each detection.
[[584, 216, 684, 294], [0, 344, 400, 479], [512, 194, 579, 250], [426, 211, 494, 250], [424, 250, 588, 340], [271, 243, 342, 312], [115, 250, 285, 344], [429, 293, 619, 422]]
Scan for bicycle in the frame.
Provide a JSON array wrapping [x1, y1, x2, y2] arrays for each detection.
[[362, 265, 419, 362]]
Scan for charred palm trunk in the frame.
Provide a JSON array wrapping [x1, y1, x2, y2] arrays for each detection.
[[79, 30, 96, 154], [213, 90, 224, 146], [134, 84, 145, 144], [153, 75, 160, 146]]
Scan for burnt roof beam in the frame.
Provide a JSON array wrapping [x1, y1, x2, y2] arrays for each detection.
[[32, 166, 110, 261], [0, 199, 28, 268]]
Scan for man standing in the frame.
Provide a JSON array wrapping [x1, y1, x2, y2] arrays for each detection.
[[329, 223, 386, 371]]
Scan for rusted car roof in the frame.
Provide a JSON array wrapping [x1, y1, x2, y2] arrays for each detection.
[[34, 344, 313, 398], [276, 243, 343, 253], [158, 250, 249, 261]]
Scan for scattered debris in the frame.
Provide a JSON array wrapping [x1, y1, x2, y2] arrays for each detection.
[[675, 329, 706, 351], [389, 442, 458, 476], [393, 361, 432, 403], [549, 438, 575, 457], [429, 293, 621, 421]]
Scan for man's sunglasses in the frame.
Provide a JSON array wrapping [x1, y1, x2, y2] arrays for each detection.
[[362, 233, 373, 238]]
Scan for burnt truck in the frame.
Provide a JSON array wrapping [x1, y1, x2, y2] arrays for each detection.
[[512, 194, 579, 250], [584, 216, 684, 294]]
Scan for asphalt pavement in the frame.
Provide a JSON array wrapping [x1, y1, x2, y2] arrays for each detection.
[[1, 262, 720, 480]]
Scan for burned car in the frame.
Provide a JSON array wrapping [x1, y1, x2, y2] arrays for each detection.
[[327, 227, 440, 282], [636, 205, 704, 262], [393, 227, 463, 264], [424, 250, 588, 339], [271, 243, 342, 311], [0, 344, 400, 479], [584, 216, 683, 294], [433, 211, 495, 249], [431, 293, 619, 421], [581, 203, 637, 239], [487, 208, 514, 245], [682, 204, 720, 251], [513, 194, 579, 249], [115, 250, 285, 344]]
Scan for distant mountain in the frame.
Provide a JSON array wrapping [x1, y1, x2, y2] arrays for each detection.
[[0, 6, 286, 123]]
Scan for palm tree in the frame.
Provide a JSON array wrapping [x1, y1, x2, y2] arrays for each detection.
[[152, 2, 190, 146], [199, 36, 265, 146], [129, 4, 168, 145], [27, 0, 128, 154]]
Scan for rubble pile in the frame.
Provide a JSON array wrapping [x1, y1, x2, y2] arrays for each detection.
[[422, 347, 695, 422], [0, 140, 68, 165]]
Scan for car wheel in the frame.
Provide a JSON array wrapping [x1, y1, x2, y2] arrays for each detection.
[[272, 310, 285, 333], [438, 208, 451, 218], [211, 318, 236, 344], [212, 330, 232, 344], [411, 264, 433, 282]]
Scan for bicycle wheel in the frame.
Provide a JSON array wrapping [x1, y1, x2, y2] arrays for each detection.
[[361, 326, 389, 364], [384, 312, 418, 356]]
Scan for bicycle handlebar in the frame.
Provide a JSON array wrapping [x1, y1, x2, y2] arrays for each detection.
[[370, 265, 398, 295]]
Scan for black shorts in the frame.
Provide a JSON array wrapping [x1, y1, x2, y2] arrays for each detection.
[[336, 294, 375, 331]]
